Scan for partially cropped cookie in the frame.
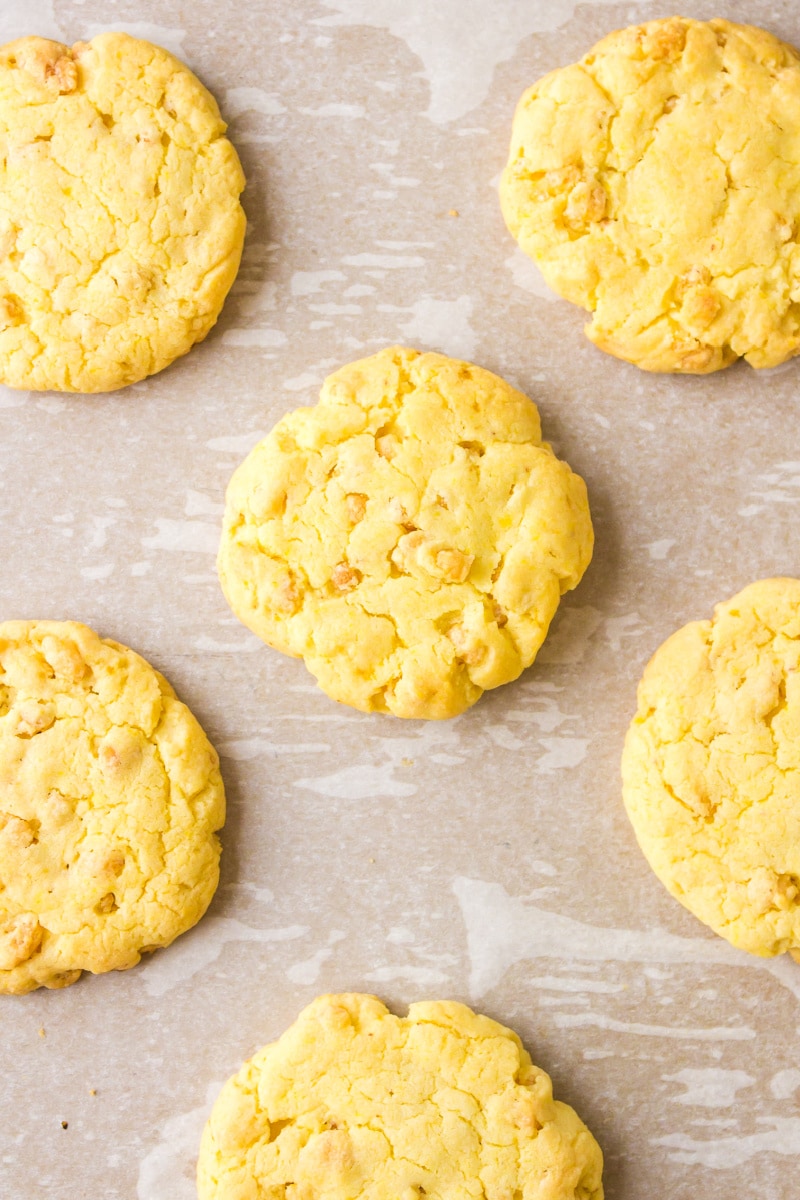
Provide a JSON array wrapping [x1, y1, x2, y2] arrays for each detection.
[[0, 620, 225, 993], [623, 579, 800, 957], [218, 347, 593, 719], [197, 993, 604, 1200], [0, 33, 245, 392], [501, 17, 800, 373]]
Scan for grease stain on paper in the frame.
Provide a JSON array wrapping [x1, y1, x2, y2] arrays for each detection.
[[396, 295, 476, 361], [654, 1118, 800, 1168], [663, 1068, 755, 1108], [314, 0, 624, 124], [224, 86, 287, 117], [505, 248, 558, 302], [453, 876, 800, 1008], [286, 930, 347, 984], [142, 519, 219, 555], [136, 1083, 221, 1200], [0, 0, 62, 42], [294, 722, 463, 798], [139, 916, 308, 998]]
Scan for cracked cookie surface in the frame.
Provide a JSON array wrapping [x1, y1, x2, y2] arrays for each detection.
[[197, 992, 604, 1200], [0, 620, 225, 993], [0, 33, 245, 392], [501, 17, 800, 373], [218, 347, 593, 719], [622, 579, 800, 956]]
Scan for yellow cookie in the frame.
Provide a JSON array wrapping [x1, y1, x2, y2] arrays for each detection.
[[0, 620, 225, 993], [622, 579, 800, 957], [0, 33, 245, 392], [197, 992, 604, 1200], [501, 17, 800, 373], [218, 347, 593, 719]]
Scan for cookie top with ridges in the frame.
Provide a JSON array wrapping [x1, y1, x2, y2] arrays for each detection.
[[0, 33, 245, 392], [218, 346, 593, 719], [0, 620, 225, 993], [197, 992, 604, 1200], [623, 578, 800, 956], [501, 17, 800, 373]]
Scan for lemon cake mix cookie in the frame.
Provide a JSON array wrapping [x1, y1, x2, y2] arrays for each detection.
[[218, 347, 593, 720], [197, 992, 604, 1200], [501, 17, 800, 373], [0, 33, 245, 392], [622, 579, 800, 957], [0, 620, 225, 993]]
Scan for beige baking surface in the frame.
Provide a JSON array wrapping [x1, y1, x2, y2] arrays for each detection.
[[2, 1, 799, 1197]]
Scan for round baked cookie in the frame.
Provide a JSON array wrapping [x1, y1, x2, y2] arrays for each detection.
[[218, 346, 593, 720], [501, 17, 800, 373], [622, 579, 800, 957], [197, 992, 604, 1200], [0, 33, 246, 392], [0, 620, 225, 993]]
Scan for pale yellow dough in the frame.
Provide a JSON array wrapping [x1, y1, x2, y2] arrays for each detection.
[[0, 33, 246, 392], [623, 579, 800, 956], [0, 620, 225, 993], [197, 993, 604, 1200], [218, 347, 593, 720], [501, 17, 800, 373]]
